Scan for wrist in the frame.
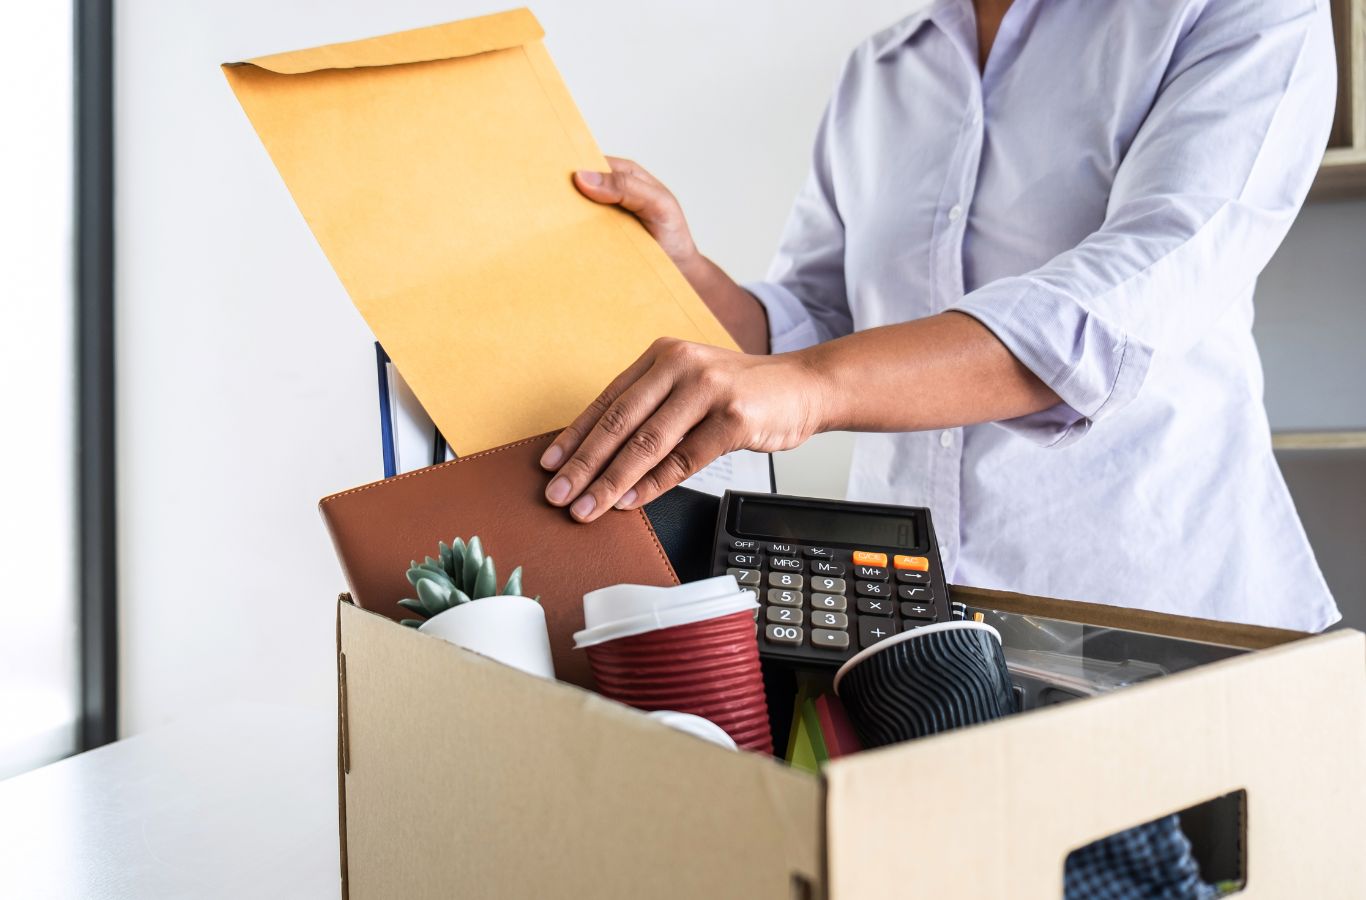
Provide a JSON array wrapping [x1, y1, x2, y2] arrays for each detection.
[[789, 345, 840, 437], [673, 246, 709, 285]]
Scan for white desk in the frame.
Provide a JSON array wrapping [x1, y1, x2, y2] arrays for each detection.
[[0, 703, 339, 899]]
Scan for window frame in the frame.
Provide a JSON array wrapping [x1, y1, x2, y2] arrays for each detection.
[[75, 0, 117, 751]]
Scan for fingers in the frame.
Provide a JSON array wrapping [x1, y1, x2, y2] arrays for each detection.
[[621, 416, 736, 510], [572, 167, 674, 224], [566, 395, 711, 522], [544, 371, 679, 519], [540, 346, 659, 473], [605, 156, 663, 188]]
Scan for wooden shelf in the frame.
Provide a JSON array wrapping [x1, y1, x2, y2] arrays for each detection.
[[1312, 0, 1366, 200], [1272, 430, 1366, 451]]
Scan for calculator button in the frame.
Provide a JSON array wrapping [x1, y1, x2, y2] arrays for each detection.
[[811, 593, 848, 611], [766, 543, 798, 556], [898, 585, 935, 603], [856, 581, 892, 598], [767, 589, 803, 607], [809, 576, 846, 594], [895, 570, 931, 585], [812, 629, 851, 651], [810, 560, 846, 577], [730, 540, 758, 551], [853, 565, 888, 581], [894, 555, 930, 572], [727, 568, 761, 586], [769, 557, 804, 573], [857, 596, 893, 616], [901, 601, 936, 621], [852, 551, 889, 567], [765, 623, 804, 646], [768, 571, 804, 589], [766, 606, 804, 626], [810, 610, 849, 630], [728, 552, 762, 568], [803, 547, 835, 559], [858, 617, 896, 648]]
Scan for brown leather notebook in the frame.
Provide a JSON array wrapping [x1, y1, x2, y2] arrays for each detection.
[[318, 431, 679, 688]]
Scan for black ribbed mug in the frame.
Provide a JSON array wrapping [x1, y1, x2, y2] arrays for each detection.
[[833, 621, 1015, 748]]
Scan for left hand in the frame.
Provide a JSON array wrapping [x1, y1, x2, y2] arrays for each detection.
[[540, 337, 827, 522]]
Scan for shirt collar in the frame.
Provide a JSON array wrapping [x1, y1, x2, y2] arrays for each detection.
[[872, 0, 971, 61]]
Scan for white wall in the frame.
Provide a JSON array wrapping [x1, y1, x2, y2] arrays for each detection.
[[1255, 199, 1366, 432], [115, 0, 920, 735]]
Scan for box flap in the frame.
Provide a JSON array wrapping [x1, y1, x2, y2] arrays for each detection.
[[222, 9, 737, 455], [338, 601, 822, 899], [950, 584, 1305, 650], [822, 630, 1366, 898]]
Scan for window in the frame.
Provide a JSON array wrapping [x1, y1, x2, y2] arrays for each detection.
[[0, 4, 80, 778]]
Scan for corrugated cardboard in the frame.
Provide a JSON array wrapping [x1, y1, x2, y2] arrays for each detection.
[[336, 584, 1366, 898], [338, 600, 821, 900], [223, 9, 737, 455]]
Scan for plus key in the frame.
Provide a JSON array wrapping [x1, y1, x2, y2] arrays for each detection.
[[858, 616, 896, 649]]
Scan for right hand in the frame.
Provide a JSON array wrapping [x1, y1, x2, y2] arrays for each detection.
[[574, 157, 700, 270]]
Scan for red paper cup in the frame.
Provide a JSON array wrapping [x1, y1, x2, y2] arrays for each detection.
[[574, 577, 771, 754]]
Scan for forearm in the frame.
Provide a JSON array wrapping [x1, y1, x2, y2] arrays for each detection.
[[799, 311, 1061, 433], [677, 254, 771, 355]]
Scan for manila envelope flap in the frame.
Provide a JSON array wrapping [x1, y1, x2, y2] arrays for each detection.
[[822, 629, 1366, 899], [222, 8, 736, 455], [337, 601, 822, 900]]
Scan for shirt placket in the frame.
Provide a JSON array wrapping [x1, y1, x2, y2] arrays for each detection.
[[925, 37, 987, 578]]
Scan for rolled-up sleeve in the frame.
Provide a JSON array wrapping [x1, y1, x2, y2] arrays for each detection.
[[952, 0, 1336, 447], [745, 92, 855, 354]]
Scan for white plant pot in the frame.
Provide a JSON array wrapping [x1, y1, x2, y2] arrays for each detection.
[[418, 596, 555, 680]]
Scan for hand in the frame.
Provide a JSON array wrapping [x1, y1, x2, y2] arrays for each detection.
[[576, 155, 773, 354], [540, 338, 828, 522], [574, 157, 700, 272]]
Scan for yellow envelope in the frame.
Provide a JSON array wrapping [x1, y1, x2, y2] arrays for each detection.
[[223, 8, 737, 455]]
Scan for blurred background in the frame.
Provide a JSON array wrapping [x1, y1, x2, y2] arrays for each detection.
[[3, 0, 1364, 779]]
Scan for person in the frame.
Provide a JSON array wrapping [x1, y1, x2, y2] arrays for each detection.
[[539, 0, 1340, 630]]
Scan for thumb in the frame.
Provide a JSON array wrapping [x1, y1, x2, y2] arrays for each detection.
[[573, 169, 618, 202], [573, 169, 663, 219]]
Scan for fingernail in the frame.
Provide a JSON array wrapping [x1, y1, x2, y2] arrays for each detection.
[[577, 170, 602, 186], [546, 477, 572, 504], [616, 489, 638, 509], [571, 494, 597, 519], [540, 444, 564, 469]]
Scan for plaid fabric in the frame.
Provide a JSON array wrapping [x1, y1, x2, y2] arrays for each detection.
[[1065, 815, 1220, 899]]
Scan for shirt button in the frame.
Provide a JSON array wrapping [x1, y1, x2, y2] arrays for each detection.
[[948, 205, 963, 222], [940, 431, 953, 448]]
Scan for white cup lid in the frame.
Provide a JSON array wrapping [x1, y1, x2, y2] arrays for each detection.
[[647, 711, 738, 750], [573, 575, 758, 649]]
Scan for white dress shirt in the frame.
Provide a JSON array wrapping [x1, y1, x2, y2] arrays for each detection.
[[748, 0, 1339, 629]]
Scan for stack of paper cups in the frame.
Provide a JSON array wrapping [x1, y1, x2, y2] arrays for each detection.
[[574, 576, 771, 754]]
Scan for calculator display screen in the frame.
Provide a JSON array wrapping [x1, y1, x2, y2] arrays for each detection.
[[735, 498, 919, 548]]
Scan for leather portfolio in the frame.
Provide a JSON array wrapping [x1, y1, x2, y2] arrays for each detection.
[[319, 431, 680, 688]]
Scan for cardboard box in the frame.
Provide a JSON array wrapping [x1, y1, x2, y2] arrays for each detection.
[[335, 585, 1366, 898]]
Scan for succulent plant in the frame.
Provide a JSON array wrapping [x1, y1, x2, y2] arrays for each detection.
[[398, 535, 529, 628]]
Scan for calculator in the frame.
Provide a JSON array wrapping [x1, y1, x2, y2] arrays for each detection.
[[711, 491, 953, 669]]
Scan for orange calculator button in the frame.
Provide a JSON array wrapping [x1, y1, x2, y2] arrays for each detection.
[[894, 555, 929, 572], [852, 550, 888, 567]]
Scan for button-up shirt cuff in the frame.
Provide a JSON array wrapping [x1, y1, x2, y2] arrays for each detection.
[[744, 281, 823, 354], [950, 280, 1154, 448]]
